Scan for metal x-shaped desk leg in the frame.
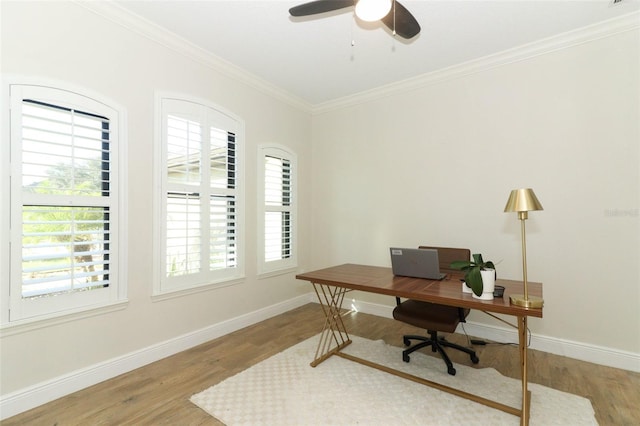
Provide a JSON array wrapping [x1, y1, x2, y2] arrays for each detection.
[[310, 283, 352, 367]]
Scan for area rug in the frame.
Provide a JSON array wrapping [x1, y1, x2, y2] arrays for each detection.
[[191, 335, 597, 425]]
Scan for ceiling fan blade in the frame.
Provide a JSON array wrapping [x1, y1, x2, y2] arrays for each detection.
[[381, 1, 421, 39], [289, 0, 355, 17]]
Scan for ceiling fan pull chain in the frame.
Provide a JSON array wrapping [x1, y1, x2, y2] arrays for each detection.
[[350, 14, 357, 61], [391, 0, 397, 50], [351, 14, 356, 47], [392, 0, 397, 36]]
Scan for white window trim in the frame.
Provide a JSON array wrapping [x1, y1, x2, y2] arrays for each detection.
[[1, 76, 128, 328], [257, 144, 298, 276], [153, 92, 245, 297]]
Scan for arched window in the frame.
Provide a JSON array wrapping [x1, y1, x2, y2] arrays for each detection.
[[3, 81, 127, 325], [258, 145, 297, 275], [154, 95, 244, 295]]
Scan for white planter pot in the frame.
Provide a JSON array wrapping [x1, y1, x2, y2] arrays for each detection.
[[473, 269, 496, 300]]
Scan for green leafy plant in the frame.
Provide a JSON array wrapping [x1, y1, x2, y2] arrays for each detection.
[[450, 254, 496, 297]]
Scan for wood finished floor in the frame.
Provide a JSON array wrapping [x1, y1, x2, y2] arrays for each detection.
[[4, 303, 639, 425]]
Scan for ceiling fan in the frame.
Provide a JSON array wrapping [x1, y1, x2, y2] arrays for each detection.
[[289, 0, 421, 40]]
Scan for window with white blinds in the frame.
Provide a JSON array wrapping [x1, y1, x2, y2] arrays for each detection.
[[258, 146, 297, 274], [156, 96, 243, 294], [4, 83, 126, 324]]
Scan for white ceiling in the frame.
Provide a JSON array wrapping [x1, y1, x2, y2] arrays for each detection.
[[113, 0, 640, 105]]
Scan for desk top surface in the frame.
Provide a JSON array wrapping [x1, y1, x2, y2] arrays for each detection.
[[296, 263, 543, 318]]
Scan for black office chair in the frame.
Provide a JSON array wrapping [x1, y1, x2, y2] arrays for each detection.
[[392, 246, 479, 376]]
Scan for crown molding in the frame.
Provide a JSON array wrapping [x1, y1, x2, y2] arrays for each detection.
[[312, 11, 640, 115], [76, 1, 313, 113], [74, 3, 638, 116]]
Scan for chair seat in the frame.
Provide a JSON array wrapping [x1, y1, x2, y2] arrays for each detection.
[[393, 300, 468, 333], [391, 246, 477, 375]]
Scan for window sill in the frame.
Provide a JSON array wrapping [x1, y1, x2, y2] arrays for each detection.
[[151, 277, 245, 302], [0, 299, 129, 337], [257, 266, 298, 280]]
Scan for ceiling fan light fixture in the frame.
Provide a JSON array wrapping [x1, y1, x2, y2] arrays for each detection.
[[355, 0, 392, 22]]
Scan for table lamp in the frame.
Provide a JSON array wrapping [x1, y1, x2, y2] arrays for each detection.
[[504, 188, 544, 308]]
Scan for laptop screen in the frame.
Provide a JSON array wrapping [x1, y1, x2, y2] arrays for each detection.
[[389, 247, 446, 280]]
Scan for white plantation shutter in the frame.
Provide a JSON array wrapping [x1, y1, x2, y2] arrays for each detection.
[[22, 205, 111, 297], [166, 114, 201, 185], [166, 192, 201, 277], [210, 195, 237, 269], [157, 97, 243, 294], [21, 100, 111, 197], [165, 113, 203, 278], [6, 83, 125, 324], [264, 156, 291, 262], [20, 100, 112, 298], [209, 127, 237, 270], [259, 146, 296, 274]]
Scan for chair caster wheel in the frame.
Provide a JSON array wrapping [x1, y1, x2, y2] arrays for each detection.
[[402, 353, 410, 363], [403, 337, 411, 347], [448, 367, 456, 376], [471, 355, 480, 364]]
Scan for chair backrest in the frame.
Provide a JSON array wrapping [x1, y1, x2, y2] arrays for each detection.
[[418, 246, 470, 272], [396, 246, 471, 316]]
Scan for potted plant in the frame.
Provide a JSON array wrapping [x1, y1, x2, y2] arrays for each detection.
[[450, 253, 496, 300]]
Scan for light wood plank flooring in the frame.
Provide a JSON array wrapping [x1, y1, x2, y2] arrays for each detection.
[[4, 303, 639, 425]]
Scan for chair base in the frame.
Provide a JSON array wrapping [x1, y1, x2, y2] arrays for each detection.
[[402, 332, 479, 376]]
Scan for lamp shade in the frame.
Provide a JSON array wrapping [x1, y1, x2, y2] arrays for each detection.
[[355, 0, 392, 21], [504, 188, 543, 213]]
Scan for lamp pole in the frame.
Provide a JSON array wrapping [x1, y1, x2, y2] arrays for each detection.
[[505, 188, 544, 309], [518, 211, 530, 304]]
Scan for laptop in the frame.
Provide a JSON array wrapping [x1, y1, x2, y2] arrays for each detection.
[[389, 247, 446, 280]]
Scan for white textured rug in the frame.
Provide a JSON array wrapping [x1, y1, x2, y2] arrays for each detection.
[[191, 335, 597, 425]]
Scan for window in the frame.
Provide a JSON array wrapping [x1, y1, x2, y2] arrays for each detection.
[[155, 96, 244, 295], [258, 145, 297, 274], [3, 82, 127, 325]]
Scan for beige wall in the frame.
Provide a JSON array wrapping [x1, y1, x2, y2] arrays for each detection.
[[311, 28, 639, 354], [1, 0, 638, 415], [0, 2, 312, 396]]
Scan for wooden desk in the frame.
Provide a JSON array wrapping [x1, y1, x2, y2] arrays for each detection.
[[296, 264, 543, 426]]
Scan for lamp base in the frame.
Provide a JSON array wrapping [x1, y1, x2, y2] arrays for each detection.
[[510, 294, 544, 308]]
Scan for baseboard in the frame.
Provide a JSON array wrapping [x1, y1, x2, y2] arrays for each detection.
[[348, 298, 640, 373], [0, 294, 311, 420], [4, 292, 637, 420]]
